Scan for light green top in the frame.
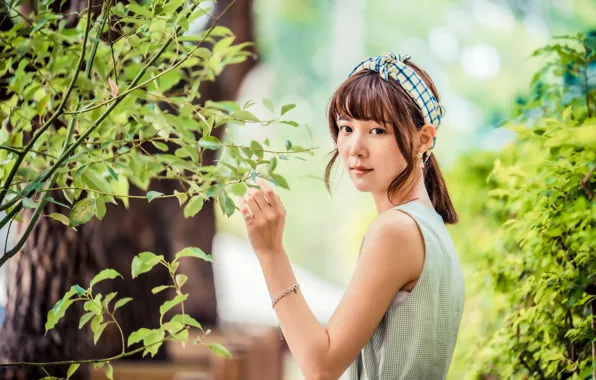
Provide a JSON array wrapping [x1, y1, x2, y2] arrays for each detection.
[[344, 201, 465, 380]]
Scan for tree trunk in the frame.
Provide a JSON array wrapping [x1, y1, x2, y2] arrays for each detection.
[[0, 0, 257, 378]]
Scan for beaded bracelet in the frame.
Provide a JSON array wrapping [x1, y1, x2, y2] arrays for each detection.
[[272, 283, 300, 308]]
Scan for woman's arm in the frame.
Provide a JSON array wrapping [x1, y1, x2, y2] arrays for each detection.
[[255, 210, 425, 380]]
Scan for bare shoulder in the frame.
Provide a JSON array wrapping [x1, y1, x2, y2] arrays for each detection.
[[360, 208, 425, 284], [366, 207, 421, 244]]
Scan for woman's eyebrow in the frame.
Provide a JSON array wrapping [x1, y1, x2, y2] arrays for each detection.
[[337, 115, 352, 122]]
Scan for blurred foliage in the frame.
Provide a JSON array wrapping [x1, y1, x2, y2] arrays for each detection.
[[448, 33, 596, 379]]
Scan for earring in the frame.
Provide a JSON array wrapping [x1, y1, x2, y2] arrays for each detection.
[[416, 152, 425, 168]]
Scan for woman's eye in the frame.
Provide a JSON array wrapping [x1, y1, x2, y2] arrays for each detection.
[[339, 126, 352, 133], [371, 128, 386, 135]]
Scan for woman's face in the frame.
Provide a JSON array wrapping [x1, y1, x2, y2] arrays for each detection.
[[336, 116, 406, 193]]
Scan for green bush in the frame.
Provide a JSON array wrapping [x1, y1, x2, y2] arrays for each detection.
[[453, 34, 595, 379]]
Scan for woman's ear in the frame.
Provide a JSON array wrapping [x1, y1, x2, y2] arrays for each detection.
[[418, 124, 436, 151]]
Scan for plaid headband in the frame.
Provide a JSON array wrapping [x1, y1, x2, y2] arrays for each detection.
[[348, 52, 442, 158]]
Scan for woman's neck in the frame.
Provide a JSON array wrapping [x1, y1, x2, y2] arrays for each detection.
[[372, 171, 433, 214]]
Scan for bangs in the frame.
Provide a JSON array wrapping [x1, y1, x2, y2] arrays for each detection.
[[329, 70, 395, 126]]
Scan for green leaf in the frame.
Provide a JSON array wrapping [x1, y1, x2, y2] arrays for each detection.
[[128, 327, 152, 346], [67, 363, 80, 379], [79, 312, 94, 329], [73, 285, 86, 296], [173, 190, 188, 206], [280, 104, 296, 116], [21, 181, 44, 197], [46, 299, 74, 332], [231, 110, 259, 123], [219, 191, 236, 217], [68, 198, 96, 227], [92, 362, 105, 370], [218, 161, 239, 175], [93, 322, 109, 344], [45, 286, 80, 332], [159, 294, 189, 317], [263, 99, 274, 113], [142, 329, 165, 358], [250, 141, 263, 159], [152, 285, 171, 294], [279, 120, 299, 127], [183, 196, 204, 218], [105, 164, 119, 181], [113, 297, 133, 312], [95, 196, 106, 220], [131, 251, 164, 278], [127, 2, 153, 17], [171, 314, 202, 330], [112, 175, 130, 208], [146, 191, 164, 202], [162, 321, 185, 336], [285, 140, 292, 150], [269, 156, 278, 171], [205, 185, 220, 198], [44, 196, 71, 209], [206, 342, 232, 359], [90, 314, 104, 334], [32, 18, 49, 33], [198, 136, 222, 150], [102, 292, 118, 310], [228, 183, 246, 196], [105, 363, 113, 380], [83, 299, 103, 315], [22, 197, 38, 209], [271, 174, 289, 190], [172, 328, 189, 344], [170, 261, 180, 275], [174, 247, 212, 262], [82, 168, 112, 194], [48, 213, 69, 226], [151, 141, 169, 152], [162, 0, 184, 13], [90, 269, 122, 288], [175, 274, 188, 288]]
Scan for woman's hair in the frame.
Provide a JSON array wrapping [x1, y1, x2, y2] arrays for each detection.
[[324, 59, 459, 224]]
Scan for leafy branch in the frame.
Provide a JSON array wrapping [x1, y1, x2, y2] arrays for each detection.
[[0, 246, 230, 379]]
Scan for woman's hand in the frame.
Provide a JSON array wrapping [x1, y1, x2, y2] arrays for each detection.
[[238, 176, 287, 257]]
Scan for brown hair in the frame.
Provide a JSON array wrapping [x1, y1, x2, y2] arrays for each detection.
[[324, 59, 458, 224]]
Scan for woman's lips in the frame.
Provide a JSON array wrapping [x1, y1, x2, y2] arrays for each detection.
[[351, 168, 373, 176]]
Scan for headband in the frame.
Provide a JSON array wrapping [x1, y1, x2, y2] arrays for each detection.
[[348, 52, 441, 159]]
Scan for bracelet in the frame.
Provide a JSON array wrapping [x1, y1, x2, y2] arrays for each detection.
[[272, 283, 300, 308]]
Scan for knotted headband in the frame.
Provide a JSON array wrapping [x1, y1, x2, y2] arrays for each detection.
[[348, 52, 442, 159]]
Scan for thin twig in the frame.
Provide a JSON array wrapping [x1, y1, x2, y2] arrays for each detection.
[[0, 328, 184, 367]]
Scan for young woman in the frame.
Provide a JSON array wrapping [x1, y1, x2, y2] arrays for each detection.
[[238, 52, 465, 380]]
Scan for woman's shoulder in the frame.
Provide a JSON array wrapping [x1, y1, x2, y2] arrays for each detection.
[[363, 209, 424, 261]]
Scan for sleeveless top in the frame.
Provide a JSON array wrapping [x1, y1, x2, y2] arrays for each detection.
[[344, 201, 465, 380]]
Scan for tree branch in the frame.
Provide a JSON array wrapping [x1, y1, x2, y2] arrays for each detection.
[[0, 0, 94, 207]]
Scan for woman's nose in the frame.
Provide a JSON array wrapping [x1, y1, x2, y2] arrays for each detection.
[[349, 135, 367, 158]]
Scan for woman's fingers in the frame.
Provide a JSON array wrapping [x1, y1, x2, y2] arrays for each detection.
[[244, 193, 262, 217], [255, 177, 279, 208], [240, 177, 284, 224]]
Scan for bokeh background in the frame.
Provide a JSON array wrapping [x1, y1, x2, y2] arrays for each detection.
[[213, 0, 596, 378]]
